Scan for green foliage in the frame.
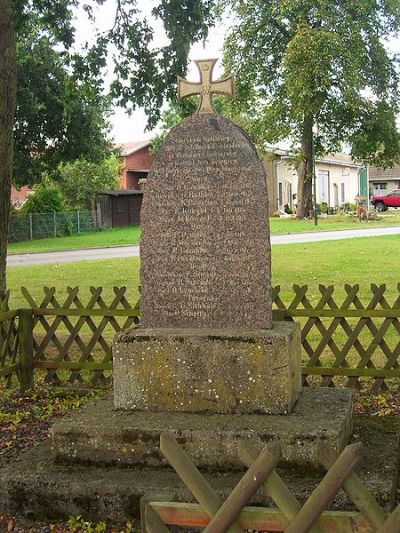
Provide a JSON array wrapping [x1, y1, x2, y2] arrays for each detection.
[[223, 0, 400, 165], [14, 24, 113, 187], [20, 187, 65, 214], [56, 157, 120, 210]]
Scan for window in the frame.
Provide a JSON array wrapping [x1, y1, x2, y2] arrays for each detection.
[[340, 183, 345, 203], [372, 182, 387, 195], [278, 182, 283, 206]]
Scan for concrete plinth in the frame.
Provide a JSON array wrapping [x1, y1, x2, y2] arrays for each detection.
[[52, 389, 353, 469], [0, 415, 398, 524], [113, 322, 302, 415]]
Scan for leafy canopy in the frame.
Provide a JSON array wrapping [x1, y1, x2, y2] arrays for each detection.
[[12, 0, 218, 185], [57, 156, 120, 210], [223, 0, 400, 166]]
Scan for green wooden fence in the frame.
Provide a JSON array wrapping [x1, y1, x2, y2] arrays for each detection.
[[1, 284, 400, 392]]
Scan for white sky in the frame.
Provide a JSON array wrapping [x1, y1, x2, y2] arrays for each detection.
[[74, 1, 400, 144], [74, 0, 227, 143]]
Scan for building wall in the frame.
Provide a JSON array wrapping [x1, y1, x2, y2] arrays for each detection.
[[264, 153, 361, 212], [314, 162, 359, 207], [119, 147, 154, 189], [11, 186, 32, 207]]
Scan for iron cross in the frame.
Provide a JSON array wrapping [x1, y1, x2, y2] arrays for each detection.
[[177, 59, 234, 114]]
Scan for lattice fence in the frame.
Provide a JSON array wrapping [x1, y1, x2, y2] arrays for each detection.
[[5, 284, 400, 389], [0, 291, 19, 386], [142, 435, 400, 532]]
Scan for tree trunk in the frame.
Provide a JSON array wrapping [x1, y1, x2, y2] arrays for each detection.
[[296, 116, 314, 219], [0, 0, 17, 302]]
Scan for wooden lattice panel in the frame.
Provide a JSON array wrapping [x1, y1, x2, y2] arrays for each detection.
[[0, 291, 19, 386], [18, 285, 400, 390]]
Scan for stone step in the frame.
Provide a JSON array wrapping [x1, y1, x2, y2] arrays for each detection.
[[52, 389, 353, 469]]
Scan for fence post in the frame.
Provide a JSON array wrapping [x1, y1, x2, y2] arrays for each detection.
[[18, 309, 34, 392], [54, 212, 57, 237], [29, 213, 33, 240]]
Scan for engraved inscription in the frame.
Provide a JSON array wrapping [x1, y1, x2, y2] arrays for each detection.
[[140, 113, 272, 329]]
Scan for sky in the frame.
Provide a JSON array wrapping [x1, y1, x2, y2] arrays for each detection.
[[74, 1, 400, 145], [74, 0, 228, 143]]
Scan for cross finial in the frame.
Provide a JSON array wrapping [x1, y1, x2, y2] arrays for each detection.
[[177, 59, 234, 114]]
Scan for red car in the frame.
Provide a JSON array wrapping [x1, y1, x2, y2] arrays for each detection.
[[371, 189, 400, 211]]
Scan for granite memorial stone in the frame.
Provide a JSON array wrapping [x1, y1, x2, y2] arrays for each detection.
[[140, 59, 272, 329]]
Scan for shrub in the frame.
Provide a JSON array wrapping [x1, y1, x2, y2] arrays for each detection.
[[20, 187, 65, 214]]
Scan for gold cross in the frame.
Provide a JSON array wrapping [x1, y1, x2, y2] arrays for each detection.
[[177, 58, 234, 114]]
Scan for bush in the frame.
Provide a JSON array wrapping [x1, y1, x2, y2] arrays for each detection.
[[20, 187, 65, 214], [284, 203, 293, 214], [320, 202, 328, 214]]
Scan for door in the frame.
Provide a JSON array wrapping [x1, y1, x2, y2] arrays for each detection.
[[318, 170, 330, 205]]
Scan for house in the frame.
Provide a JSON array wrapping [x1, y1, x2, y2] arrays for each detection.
[[11, 186, 33, 208], [368, 165, 400, 197], [263, 149, 365, 214], [117, 141, 154, 190]]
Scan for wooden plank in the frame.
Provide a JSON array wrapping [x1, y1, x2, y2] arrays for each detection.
[[34, 361, 113, 370], [239, 441, 323, 533], [285, 443, 362, 533], [0, 363, 19, 377], [377, 504, 400, 533], [0, 310, 17, 321], [18, 309, 34, 391], [203, 445, 280, 533], [150, 502, 374, 532], [303, 367, 400, 378], [160, 434, 243, 533], [286, 309, 400, 318], [32, 308, 140, 317], [318, 446, 387, 529]]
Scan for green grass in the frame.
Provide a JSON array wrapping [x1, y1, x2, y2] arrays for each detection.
[[7, 211, 400, 255], [6, 235, 400, 308], [269, 211, 400, 234], [7, 226, 141, 254]]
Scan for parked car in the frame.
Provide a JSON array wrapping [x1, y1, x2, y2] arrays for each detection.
[[370, 189, 400, 211]]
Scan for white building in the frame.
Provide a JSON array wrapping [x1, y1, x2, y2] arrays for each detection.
[[263, 149, 365, 214]]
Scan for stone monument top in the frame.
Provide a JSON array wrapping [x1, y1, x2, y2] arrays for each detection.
[[140, 59, 272, 329], [177, 58, 234, 113]]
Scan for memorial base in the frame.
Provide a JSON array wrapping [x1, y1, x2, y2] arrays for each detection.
[[113, 323, 302, 415], [52, 389, 353, 469], [0, 413, 397, 525]]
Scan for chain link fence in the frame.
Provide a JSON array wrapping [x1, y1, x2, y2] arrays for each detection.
[[9, 210, 100, 243]]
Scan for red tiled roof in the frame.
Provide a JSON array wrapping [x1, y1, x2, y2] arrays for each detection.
[[118, 141, 152, 157]]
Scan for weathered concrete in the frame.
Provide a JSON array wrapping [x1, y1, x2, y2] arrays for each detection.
[[0, 415, 398, 524], [113, 322, 302, 414], [53, 389, 352, 469]]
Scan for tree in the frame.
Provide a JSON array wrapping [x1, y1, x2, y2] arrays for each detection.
[[0, 0, 216, 300], [223, 0, 400, 218], [57, 156, 120, 209], [14, 28, 113, 186], [0, 0, 17, 301]]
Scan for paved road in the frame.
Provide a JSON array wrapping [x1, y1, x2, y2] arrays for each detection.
[[7, 225, 400, 267]]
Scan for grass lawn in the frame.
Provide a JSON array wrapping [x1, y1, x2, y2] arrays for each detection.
[[6, 235, 399, 308], [7, 210, 400, 255]]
